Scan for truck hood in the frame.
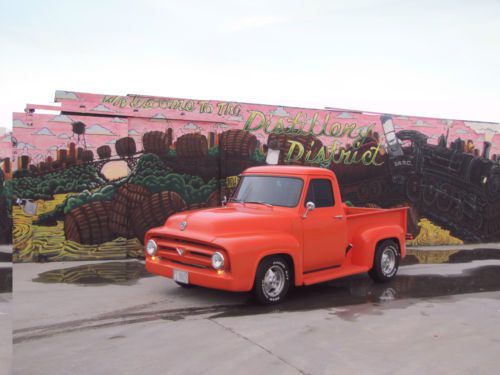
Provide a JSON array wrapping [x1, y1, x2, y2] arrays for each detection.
[[163, 205, 293, 242]]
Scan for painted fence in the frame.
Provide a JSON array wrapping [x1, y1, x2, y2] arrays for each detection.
[[6, 90, 500, 261]]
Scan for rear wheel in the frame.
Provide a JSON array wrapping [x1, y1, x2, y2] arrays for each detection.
[[253, 256, 291, 305], [369, 240, 400, 282]]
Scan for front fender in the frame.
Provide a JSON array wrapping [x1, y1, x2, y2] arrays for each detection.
[[351, 225, 406, 268], [215, 233, 302, 290]]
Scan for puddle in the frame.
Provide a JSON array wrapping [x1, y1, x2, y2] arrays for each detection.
[[402, 248, 500, 265], [33, 261, 153, 285], [0, 268, 12, 293], [15, 265, 500, 343], [208, 265, 500, 319]]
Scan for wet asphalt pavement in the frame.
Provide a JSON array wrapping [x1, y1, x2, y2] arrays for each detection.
[[10, 251, 500, 375]]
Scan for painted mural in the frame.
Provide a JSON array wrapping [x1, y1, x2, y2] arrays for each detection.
[[0, 127, 13, 245], [9, 90, 500, 262]]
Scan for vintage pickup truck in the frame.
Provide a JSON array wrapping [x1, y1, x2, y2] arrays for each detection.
[[145, 166, 408, 304]]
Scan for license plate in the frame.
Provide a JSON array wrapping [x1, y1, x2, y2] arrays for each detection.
[[173, 269, 189, 284]]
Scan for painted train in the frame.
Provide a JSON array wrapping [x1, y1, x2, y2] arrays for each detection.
[[383, 116, 500, 243]]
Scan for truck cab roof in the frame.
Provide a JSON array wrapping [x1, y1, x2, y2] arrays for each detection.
[[243, 165, 335, 177]]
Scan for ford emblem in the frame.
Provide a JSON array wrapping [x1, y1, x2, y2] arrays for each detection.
[[180, 221, 187, 231]]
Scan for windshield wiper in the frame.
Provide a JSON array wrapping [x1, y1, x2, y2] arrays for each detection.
[[244, 201, 273, 207], [229, 198, 243, 203]]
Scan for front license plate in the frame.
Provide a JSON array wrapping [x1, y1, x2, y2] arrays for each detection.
[[173, 269, 189, 284]]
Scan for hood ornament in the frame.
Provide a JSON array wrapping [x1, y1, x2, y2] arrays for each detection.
[[180, 221, 187, 231], [176, 247, 185, 256]]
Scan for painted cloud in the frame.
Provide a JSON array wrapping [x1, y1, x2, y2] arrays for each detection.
[[55, 90, 80, 100], [128, 129, 139, 135], [13, 119, 31, 128], [50, 114, 73, 123], [33, 127, 56, 136], [183, 123, 201, 133], [58, 133, 70, 139], [91, 104, 114, 112], [271, 107, 290, 117], [151, 113, 168, 120], [86, 124, 115, 135], [464, 121, 499, 135], [412, 119, 434, 128], [336, 112, 354, 119], [111, 117, 126, 123], [16, 142, 36, 150]]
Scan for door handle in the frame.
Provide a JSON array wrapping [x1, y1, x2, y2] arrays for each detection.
[[334, 215, 343, 220]]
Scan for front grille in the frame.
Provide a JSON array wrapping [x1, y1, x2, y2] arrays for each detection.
[[154, 237, 222, 270]]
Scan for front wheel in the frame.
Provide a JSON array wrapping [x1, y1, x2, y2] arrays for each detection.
[[369, 240, 400, 282], [253, 256, 291, 305]]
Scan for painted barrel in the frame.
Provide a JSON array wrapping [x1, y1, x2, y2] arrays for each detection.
[[132, 191, 187, 243], [175, 133, 208, 158], [142, 131, 172, 156], [97, 145, 112, 159], [109, 184, 151, 239], [64, 201, 114, 245], [82, 150, 94, 162], [51, 160, 62, 170], [219, 130, 257, 158], [115, 137, 137, 157], [2, 158, 11, 174], [20, 155, 30, 170], [58, 149, 67, 163], [266, 133, 323, 165], [38, 162, 47, 173]]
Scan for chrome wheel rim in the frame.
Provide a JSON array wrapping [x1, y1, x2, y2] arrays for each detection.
[[263, 266, 285, 298], [381, 246, 397, 276]]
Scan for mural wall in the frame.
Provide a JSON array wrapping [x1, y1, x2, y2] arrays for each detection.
[[0, 127, 12, 245], [10, 90, 500, 262]]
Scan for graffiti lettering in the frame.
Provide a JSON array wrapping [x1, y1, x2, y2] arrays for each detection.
[[286, 140, 383, 167], [102, 96, 197, 112], [217, 103, 241, 117], [199, 101, 213, 114], [244, 110, 374, 142]]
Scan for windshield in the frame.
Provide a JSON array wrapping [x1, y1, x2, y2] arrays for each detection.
[[232, 176, 304, 208]]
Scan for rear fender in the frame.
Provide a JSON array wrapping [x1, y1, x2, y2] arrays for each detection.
[[351, 226, 405, 268]]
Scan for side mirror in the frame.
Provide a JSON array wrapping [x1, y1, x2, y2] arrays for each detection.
[[303, 201, 315, 218], [222, 195, 228, 206]]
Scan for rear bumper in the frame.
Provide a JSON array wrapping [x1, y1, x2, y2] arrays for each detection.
[[145, 256, 249, 292]]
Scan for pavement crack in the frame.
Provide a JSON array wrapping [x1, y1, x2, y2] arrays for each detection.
[[210, 319, 307, 375]]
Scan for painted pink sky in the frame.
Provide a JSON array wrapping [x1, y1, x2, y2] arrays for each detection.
[[10, 90, 500, 165]]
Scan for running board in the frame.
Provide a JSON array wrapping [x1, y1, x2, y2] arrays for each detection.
[[302, 264, 370, 286]]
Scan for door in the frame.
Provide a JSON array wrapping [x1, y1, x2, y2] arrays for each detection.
[[302, 178, 347, 273]]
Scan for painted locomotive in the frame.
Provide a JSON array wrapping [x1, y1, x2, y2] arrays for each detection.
[[383, 115, 500, 242]]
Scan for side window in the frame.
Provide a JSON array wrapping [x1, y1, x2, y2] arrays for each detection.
[[305, 179, 334, 208]]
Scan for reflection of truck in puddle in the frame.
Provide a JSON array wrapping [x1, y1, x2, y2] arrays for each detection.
[[145, 166, 408, 304]]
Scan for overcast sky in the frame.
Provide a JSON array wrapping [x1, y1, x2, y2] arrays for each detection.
[[1, 0, 499, 130]]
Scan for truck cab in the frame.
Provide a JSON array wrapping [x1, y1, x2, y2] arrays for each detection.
[[145, 166, 408, 304]]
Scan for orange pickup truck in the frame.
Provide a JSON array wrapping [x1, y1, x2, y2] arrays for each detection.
[[145, 166, 408, 304]]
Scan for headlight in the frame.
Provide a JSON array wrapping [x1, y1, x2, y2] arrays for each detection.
[[146, 239, 158, 256], [211, 252, 225, 270]]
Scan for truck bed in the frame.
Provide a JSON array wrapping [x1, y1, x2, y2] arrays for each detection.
[[344, 205, 408, 250]]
